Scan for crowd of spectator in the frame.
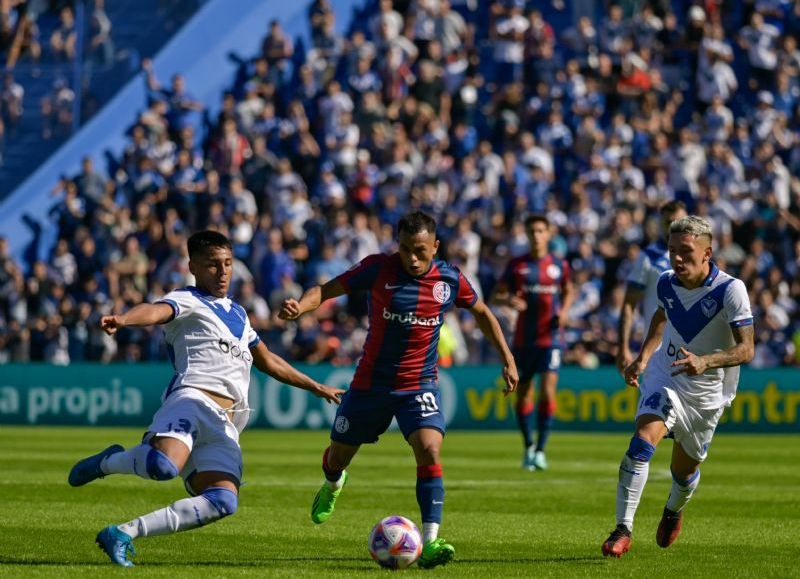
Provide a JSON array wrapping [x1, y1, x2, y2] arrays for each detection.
[[0, 0, 114, 157], [1, 0, 799, 370]]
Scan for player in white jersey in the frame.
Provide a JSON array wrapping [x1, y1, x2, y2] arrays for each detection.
[[602, 216, 754, 558], [616, 201, 687, 374], [68, 231, 344, 567]]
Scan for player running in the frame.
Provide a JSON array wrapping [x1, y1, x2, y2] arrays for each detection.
[[616, 201, 688, 375], [279, 211, 519, 569], [602, 216, 754, 558], [491, 215, 573, 471], [68, 231, 343, 567]]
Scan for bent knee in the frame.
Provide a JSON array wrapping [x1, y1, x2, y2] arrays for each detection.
[[625, 436, 656, 463], [202, 487, 238, 517], [146, 448, 179, 481]]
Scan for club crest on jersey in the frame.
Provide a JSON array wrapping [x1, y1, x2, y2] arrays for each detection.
[[433, 281, 451, 304], [546, 264, 561, 279], [700, 296, 718, 318], [335, 416, 349, 433]]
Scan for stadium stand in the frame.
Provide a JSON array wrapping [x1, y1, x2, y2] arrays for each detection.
[[0, 0, 798, 369]]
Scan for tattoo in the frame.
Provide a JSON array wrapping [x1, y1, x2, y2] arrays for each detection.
[[703, 325, 755, 369]]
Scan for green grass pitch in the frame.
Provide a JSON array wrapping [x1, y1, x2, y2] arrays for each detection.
[[0, 427, 798, 578]]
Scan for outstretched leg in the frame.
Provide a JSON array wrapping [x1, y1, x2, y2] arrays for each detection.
[[602, 415, 667, 558], [98, 470, 239, 567], [311, 440, 359, 524]]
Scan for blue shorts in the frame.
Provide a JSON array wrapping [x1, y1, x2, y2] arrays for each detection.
[[514, 346, 562, 384], [330, 388, 446, 446]]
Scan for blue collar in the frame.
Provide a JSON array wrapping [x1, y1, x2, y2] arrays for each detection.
[[671, 262, 719, 288], [187, 285, 227, 299]]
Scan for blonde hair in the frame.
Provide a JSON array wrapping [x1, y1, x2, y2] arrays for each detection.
[[669, 215, 713, 243]]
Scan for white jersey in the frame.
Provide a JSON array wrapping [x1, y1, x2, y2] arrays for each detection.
[[156, 287, 259, 407], [626, 239, 671, 323], [646, 265, 753, 409]]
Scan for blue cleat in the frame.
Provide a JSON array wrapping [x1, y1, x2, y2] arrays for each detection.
[[68, 444, 124, 487], [96, 525, 136, 567]]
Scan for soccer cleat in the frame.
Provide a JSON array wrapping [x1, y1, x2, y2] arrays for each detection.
[[602, 524, 632, 558], [522, 446, 536, 471], [68, 444, 124, 487], [311, 471, 348, 524], [656, 507, 683, 548], [418, 538, 455, 568], [96, 525, 136, 567], [533, 450, 548, 471]]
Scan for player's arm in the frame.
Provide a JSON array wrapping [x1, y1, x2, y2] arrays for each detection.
[[616, 286, 644, 373], [671, 324, 755, 377], [468, 299, 519, 395], [278, 278, 347, 321], [558, 276, 575, 328], [250, 341, 344, 404], [624, 306, 666, 388], [100, 303, 174, 335]]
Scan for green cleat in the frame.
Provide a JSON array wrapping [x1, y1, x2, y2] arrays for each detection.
[[418, 538, 455, 569], [533, 450, 548, 471], [311, 471, 348, 524]]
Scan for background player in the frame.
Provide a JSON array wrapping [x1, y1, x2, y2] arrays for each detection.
[[279, 211, 519, 569], [616, 201, 688, 374], [602, 216, 754, 558], [68, 231, 343, 567], [491, 215, 573, 471]]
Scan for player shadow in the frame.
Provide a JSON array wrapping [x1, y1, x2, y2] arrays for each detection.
[[0, 556, 368, 567], [458, 556, 603, 565]]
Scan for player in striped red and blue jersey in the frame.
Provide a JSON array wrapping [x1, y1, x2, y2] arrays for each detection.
[[279, 211, 518, 569], [492, 215, 574, 471]]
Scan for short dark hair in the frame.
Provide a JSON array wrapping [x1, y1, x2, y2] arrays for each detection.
[[660, 200, 687, 215], [187, 230, 232, 258], [398, 211, 436, 237], [524, 214, 550, 228]]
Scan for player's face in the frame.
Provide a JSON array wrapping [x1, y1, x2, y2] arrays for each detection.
[[526, 221, 550, 256], [398, 229, 439, 277], [190, 246, 233, 298], [661, 209, 687, 240], [668, 233, 712, 287]]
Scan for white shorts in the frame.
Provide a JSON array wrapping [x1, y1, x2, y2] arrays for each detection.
[[635, 383, 724, 462], [144, 388, 243, 487]]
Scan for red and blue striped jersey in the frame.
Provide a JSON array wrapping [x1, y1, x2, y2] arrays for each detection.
[[335, 253, 478, 391], [498, 253, 570, 348]]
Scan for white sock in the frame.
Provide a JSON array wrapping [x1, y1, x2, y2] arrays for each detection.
[[117, 495, 226, 538], [616, 453, 650, 532], [666, 470, 700, 512], [324, 475, 345, 490], [422, 523, 439, 544], [101, 444, 152, 478]]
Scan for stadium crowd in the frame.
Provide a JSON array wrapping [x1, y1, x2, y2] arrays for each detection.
[[0, 0, 799, 369]]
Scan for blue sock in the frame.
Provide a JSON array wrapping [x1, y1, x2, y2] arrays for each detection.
[[416, 465, 444, 524], [536, 401, 555, 452], [516, 401, 534, 448]]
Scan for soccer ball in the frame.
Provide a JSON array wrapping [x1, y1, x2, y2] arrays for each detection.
[[368, 515, 423, 569]]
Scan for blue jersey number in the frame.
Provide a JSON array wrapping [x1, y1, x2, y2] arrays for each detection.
[[643, 393, 661, 410]]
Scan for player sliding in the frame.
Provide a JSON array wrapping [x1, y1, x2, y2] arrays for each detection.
[[602, 216, 754, 558], [279, 211, 519, 569], [492, 215, 574, 471], [68, 231, 343, 567]]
